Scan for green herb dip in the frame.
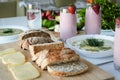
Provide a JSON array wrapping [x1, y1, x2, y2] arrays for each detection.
[[72, 39, 113, 52], [0, 28, 23, 36]]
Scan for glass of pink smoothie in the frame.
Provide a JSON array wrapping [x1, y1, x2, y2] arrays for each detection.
[[60, 8, 77, 41], [85, 3, 101, 34], [114, 17, 120, 71]]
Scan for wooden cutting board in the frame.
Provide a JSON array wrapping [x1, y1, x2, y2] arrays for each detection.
[[0, 42, 114, 80]]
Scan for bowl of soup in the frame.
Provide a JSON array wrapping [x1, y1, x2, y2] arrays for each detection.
[[0, 25, 29, 41], [66, 35, 114, 58]]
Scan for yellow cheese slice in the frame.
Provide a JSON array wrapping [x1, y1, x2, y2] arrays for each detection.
[[2, 52, 25, 66], [0, 48, 17, 57], [9, 62, 40, 80]]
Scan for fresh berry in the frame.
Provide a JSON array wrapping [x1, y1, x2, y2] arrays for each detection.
[[116, 17, 120, 26], [46, 10, 51, 17], [48, 15, 54, 20], [67, 5, 76, 14], [92, 4, 100, 14]]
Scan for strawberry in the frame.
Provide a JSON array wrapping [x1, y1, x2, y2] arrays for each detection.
[[67, 5, 76, 14], [48, 15, 54, 20], [45, 10, 51, 17], [116, 17, 120, 26], [92, 4, 100, 14]]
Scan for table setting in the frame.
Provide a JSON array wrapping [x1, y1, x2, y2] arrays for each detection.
[[0, 0, 120, 80]]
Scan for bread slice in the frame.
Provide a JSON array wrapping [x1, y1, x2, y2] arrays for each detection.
[[40, 48, 80, 70], [29, 41, 64, 56], [1, 52, 25, 66], [0, 48, 17, 57], [47, 61, 88, 77], [8, 62, 40, 80]]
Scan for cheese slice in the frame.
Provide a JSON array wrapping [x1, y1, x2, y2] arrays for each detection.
[[2, 52, 25, 66], [0, 48, 17, 57], [9, 62, 40, 80]]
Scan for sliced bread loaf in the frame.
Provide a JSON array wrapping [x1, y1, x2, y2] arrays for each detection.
[[40, 48, 80, 70], [47, 61, 88, 77]]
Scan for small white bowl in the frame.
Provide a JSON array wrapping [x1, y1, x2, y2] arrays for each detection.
[[0, 25, 29, 40], [66, 35, 114, 58]]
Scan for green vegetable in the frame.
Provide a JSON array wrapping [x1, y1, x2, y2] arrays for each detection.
[[48, 26, 55, 31], [42, 19, 57, 30], [77, 8, 86, 30]]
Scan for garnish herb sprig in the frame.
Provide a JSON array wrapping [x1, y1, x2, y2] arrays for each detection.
[[83, 38, 104, 47]]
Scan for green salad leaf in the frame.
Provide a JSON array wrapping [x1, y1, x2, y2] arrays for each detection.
[[77, 8, 86, 30], [42, 19, 57, 30]]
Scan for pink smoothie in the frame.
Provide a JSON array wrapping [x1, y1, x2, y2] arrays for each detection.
[[60, 12, 77, 41], [85, 7, 101, 34], [114, 26, 120, 67]]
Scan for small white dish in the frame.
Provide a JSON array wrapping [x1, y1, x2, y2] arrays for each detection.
[[66, 35, 114, 58], [0, 25, 29, 40]]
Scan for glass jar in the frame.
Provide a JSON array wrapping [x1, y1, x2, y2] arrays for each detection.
[[26, 2, 42, 30]]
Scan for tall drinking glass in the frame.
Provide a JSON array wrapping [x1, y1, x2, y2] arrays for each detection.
[[114, 17, 120, 71], [26, 2, 42, 30], [60, 8, 77, 41], [85, 2, 101, 34]]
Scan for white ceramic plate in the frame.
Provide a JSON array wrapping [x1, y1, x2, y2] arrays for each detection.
[[0, 25, 29, 40], [66, 35, 114, 58]]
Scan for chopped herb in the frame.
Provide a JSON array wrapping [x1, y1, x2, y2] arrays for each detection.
[[3, 28, 13, 33], [85, 38, 104, 47]]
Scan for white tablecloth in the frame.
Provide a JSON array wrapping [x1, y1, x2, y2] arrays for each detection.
[[0, 16, 119, 80]]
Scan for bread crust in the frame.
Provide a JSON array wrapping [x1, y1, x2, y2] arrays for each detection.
[[47, 62, 88, 77], [19, 30, 51, 40]]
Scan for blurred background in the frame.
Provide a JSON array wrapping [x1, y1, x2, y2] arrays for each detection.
[[0, 0, 25, 18], [0, 0, 119, 18]]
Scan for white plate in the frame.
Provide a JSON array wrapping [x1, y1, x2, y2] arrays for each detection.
[[0, 25, 29, 40], [66, 35, 114, 58]]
